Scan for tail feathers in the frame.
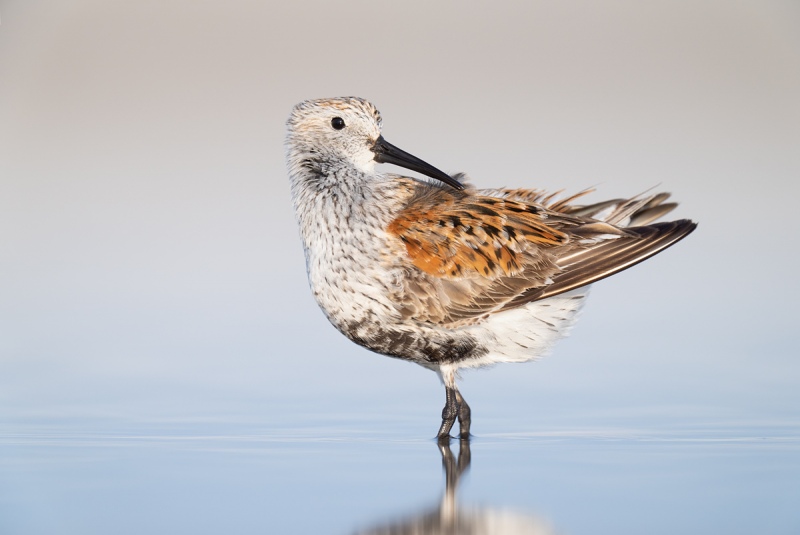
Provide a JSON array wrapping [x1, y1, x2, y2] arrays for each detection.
[[628, 202, 679, 226], [481, 187, 679, 228], [567, 191, 678, 227]]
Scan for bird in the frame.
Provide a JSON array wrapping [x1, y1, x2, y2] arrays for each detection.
[[285, 96, 696, 441]]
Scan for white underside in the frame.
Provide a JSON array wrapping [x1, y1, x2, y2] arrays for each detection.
[[437, 287, 590, 386]]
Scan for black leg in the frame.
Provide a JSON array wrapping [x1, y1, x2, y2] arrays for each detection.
[[437, 385, 458, 442], [454, 388, 471, 439]]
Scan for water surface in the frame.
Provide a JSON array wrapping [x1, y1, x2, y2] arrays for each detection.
[[2, 414, 797, 534]]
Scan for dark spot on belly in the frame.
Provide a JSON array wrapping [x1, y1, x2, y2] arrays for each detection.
[[341, 319, 485, 365]]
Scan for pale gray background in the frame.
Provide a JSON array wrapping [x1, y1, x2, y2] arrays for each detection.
[[2, 0, 797, 424], [1, 1, 799, 533]]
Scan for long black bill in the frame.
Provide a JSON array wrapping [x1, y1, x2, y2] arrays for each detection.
[[372, 136, 463, 191]]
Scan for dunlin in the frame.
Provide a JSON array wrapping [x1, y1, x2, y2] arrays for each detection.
[[285, 97, 696, 441]]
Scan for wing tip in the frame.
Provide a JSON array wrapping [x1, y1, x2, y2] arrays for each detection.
[[533, 217, 698, 302], [642, 218, 698, 240]]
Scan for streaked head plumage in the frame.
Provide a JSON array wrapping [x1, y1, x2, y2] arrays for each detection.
[[286, 97, 463, 191], [286, 97, 384, 174]]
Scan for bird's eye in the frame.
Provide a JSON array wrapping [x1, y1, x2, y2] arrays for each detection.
[[331, 117, 346, 130]]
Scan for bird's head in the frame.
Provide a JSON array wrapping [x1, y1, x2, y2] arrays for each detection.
[[286, 97, 462, 190]]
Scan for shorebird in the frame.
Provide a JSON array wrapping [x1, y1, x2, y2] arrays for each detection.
[[286, 96, 696, 441]]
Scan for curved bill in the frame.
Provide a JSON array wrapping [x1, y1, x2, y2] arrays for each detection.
[[372, 136, 463, 191]]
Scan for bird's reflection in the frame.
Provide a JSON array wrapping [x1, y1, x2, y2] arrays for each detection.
[[353, 439, 556, 535]]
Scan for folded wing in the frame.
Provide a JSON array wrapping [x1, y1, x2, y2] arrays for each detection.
[[387, 181, 696, 327]]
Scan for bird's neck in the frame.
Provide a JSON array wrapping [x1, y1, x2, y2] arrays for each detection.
[[289, 161, 401, 250]]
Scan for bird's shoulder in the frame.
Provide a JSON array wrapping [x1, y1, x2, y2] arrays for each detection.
[[386, 181, 589, 280]]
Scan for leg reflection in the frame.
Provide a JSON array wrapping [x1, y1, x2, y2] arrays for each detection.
[[438, 438, 470, 529], [351, 439, 556, 534], [439, 438, 470, 497]]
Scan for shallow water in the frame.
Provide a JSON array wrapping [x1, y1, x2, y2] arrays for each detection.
[[2, 414, 798, 534]]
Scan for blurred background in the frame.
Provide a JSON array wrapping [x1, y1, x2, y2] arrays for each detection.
[[1, 1, 799, 533]]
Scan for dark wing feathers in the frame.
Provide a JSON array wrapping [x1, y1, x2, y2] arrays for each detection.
[[388, 182, 696, 326], [628, 203, 679, 226], [502, 219, 697, 310]]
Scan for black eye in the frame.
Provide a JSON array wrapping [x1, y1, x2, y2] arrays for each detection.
[[331, 117, 346, 130]]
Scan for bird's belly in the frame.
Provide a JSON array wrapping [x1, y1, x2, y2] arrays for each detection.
[[461, 288, 591, 368], [307, 261, 488, 364], [305, 242, 589, 368]]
